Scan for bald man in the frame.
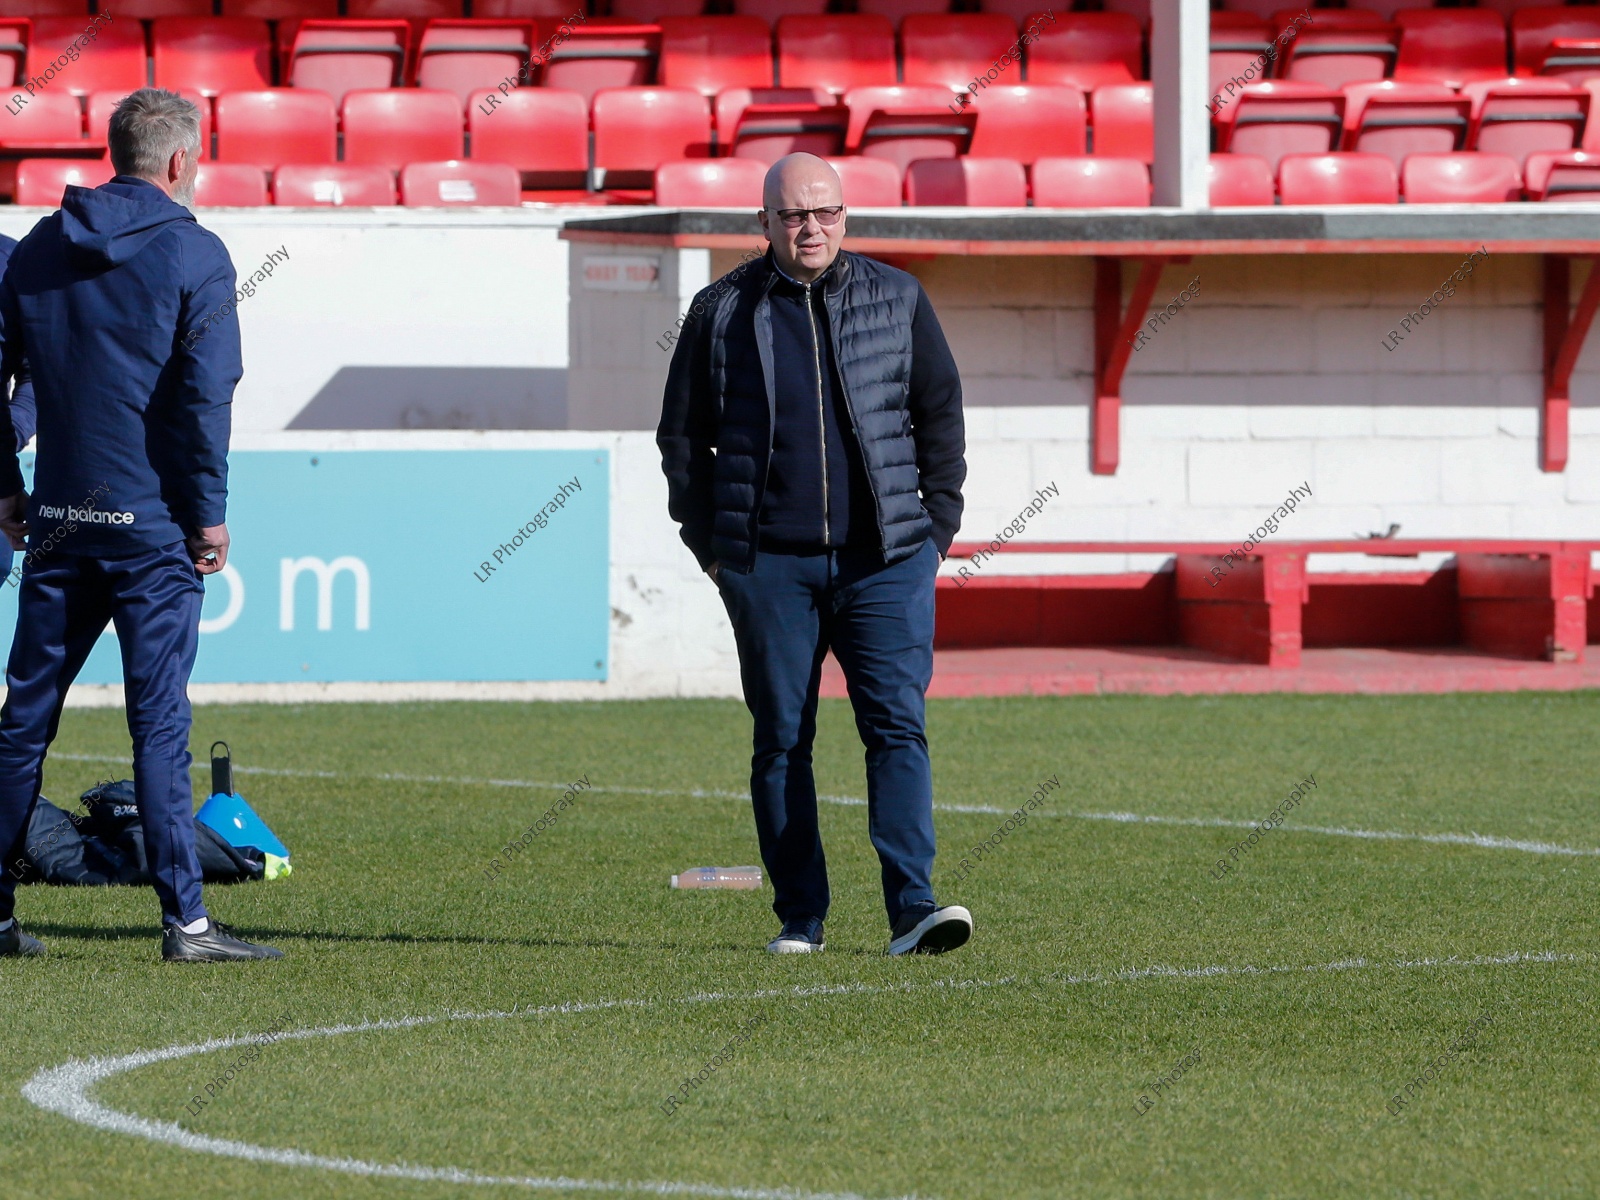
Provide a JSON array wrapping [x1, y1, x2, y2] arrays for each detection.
[[658, 154, 971, 957]]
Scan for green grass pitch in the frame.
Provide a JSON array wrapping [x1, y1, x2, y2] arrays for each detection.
[[2, 692, 1598, 1199]]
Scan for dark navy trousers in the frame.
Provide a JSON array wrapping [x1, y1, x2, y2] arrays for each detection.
[[717, 538, 939, 927], [0, 541, 208, 926]]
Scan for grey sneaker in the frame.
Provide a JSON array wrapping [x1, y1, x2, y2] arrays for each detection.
[[0, 922, 45, 957], [888, 905, 972, 956], [766, 916, 825, 954], [162, 919, 283, 963]]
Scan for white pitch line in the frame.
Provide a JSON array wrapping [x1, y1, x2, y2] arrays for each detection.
[[21, 953, 1584, 1199], [51, 753, 1600, 860]]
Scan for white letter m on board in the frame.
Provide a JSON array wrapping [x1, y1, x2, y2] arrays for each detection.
[[279, 556, 371, 631]]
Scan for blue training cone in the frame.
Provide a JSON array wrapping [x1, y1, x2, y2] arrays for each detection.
[[195, 742, 290, 872]]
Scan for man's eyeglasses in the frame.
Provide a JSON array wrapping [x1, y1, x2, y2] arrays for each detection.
[[769, 206, 844, 228]]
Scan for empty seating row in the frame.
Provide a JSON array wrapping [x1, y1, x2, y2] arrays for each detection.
[[655, 152, 1151, 205], [1212, 7, 1600, 101], [1209, 147, 1600, 203], [1219, 77, 1600, 173], [0, 14, 1146, 109], [13, 154, 522, 203]]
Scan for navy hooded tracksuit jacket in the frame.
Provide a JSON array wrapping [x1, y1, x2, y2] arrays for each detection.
[[0, 234, 36, 451], [0, 177, 242, 926]]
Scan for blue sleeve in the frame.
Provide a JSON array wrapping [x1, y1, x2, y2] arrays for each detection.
[[171, 235, 241, 531], [9, 362, 33, 452], [0, 271, 24, 497]]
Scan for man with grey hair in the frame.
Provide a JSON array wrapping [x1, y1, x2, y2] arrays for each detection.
[[659, 153, 971, 957], [0, 88, 281, 962]]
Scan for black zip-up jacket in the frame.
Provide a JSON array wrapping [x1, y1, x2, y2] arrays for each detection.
[[658, 249, 965, 574]]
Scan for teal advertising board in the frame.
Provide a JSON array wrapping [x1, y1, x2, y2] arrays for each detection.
[[0, 449, 609, 683]]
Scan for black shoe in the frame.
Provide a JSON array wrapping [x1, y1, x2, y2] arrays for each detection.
[[888, 904, 973, 956], [162, 919, 283, 963], [766, 916, 825, 954], [0, 922, 45, 957]]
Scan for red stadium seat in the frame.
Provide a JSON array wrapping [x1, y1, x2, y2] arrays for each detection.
[[824, 154, 900, 205], [1524, 148, 1600, 199], [1026, 14, 1142, 92], [0, 0, 88, 15], [538, 21, 661, 105], [1341, 80, 1470, 169], [0, 88, 81, 141], [273, 161, 397, 203], [714, 86, 836, 145], [842, 84, 955, 148], [1340, 0, 1435, 18], [467, 86, 587, 188], [1277, 151, 1399, 203], [776, 16, 895, 93], [28, 17, 146, 98], [653, 156, 764, 205], [1091, 82, 1152, 163], [1215, 81, 1343, 175], [286, 21, 409, 108], [1218, 0, 1291, 18], [902, 14, 1017, 92], [14, 156, 112, 205], [1031, 155, 1148, 206], [965, 84, 1087, 164], [1472, 0, 1558, 18], [400, 159, 520, 204], [1538, 39, 1600, 86], [90, 88, 211, 158], [1400, 151, 1520, 202], [1278, 12, 1399, 89], [222, 0, 339, 19], [979, 0, 1058, 22], [857, 0, 950, 26], [613, 0, 707, 18], [904, 156, 1027, 206], [342, 87, 463, 168], [153, 19, 274, 98], [592, 85, 711, 189], [727, 100, 847, 162], [117, 0, 212, 18], [194, 161, 269, 204], [214, 88, 335, 166], [1393, 10, 1508, 89], [348, 0, 460, 18], [1208, 152, 1274, 205], [658, 16, 771, 96], [1511, 7, 1600, 77], [413, 20, 535, 109], [1464, 77, 1587, 168], [473, 0, 585, 15], [1210, 14, 1271, 121], [733, 0, 828, 19], [0, 19, 27, 92]]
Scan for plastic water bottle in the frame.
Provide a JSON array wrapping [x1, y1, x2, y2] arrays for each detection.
[[671, 866, 763, 890]]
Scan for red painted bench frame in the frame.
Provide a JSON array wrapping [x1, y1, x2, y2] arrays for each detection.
[[940, 540, 1600, 667]]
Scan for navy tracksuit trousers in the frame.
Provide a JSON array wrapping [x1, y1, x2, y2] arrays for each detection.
[[717, 538, 940, 928], [0, 541, 208, 926]]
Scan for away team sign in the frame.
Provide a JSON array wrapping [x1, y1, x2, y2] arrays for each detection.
[[0, 449, 610, 683]]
